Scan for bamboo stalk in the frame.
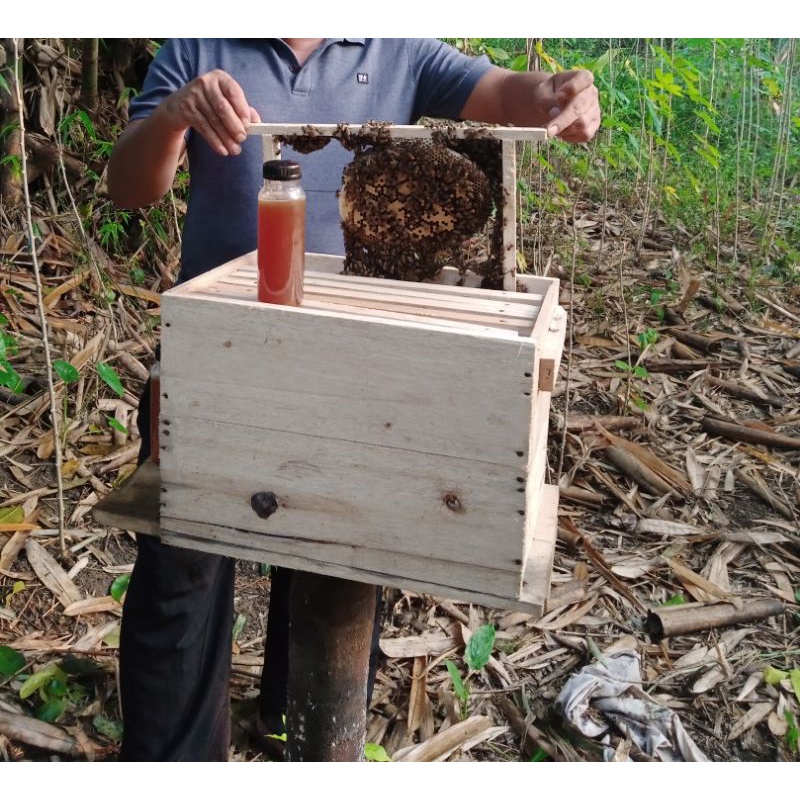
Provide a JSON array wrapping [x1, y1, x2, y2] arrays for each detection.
[[645, 599, 786, 642], [702, 416, 800, 450]]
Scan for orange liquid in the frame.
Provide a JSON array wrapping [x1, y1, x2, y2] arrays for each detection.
[[257, 196, 305, 305]]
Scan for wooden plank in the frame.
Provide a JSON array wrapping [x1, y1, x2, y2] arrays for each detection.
[[93, 460, 160, 535], [160, 294, 536, 466], [160, 415, 527, 573], [517, 484, 558, 613], [160, 512, 521, 604], [246, 122, 548, 142], [537, 306, 567, 392]]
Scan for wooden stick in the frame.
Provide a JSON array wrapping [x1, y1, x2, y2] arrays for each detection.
[[643, 358, 712, 374], [496, 696, 560, 760], [702, 416, 800, 450], [669, 328, 725, 353], [645, 599, 786, 641], [247, 122, 548, 142], [564, 414, 641, 433], [705, 375, 785, 408], [558, 517, 647, 613]]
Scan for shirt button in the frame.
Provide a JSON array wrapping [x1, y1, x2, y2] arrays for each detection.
[[290, 64, 299, 73]]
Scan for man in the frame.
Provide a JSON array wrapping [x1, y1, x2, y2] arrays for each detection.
[[108, 38, 600, 761]]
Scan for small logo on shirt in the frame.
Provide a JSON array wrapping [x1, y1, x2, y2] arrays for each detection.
[[357, 73, 369, 85]]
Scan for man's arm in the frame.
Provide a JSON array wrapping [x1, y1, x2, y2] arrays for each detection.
[[459, 67, 601, 143], [107, 70, 259, 209]]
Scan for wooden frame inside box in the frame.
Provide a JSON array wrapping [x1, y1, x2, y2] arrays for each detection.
[[157, 250, 565, 616]]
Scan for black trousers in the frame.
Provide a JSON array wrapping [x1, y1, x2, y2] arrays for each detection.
[[119, 377, 382, 761]]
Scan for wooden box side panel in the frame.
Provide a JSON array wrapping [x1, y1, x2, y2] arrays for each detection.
[[160, 294, 536, 468], [160, 415, 527, 573]]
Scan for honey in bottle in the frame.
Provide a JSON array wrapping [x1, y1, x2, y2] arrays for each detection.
[[257, 160, 306, 306]]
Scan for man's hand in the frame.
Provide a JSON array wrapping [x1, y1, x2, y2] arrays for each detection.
[[460, 66, 601, 143], [160, 70, 261, 156], [108, 70, 261, 208], [534, 70, 600, 143]]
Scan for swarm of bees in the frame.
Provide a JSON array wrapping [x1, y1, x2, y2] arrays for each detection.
[[278, 122, 508, 286]]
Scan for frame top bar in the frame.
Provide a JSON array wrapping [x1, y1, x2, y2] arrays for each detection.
[[246, 122, 548, 142]]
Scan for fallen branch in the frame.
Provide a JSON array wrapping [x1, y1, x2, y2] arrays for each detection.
[[393, 715, 497, 762], [705, 375, 785, 408], [702, 416, 800, 450], [558, 517, 647, 613], [563, 414, 641, 433], [668, 328, 726, 353], [645, 598, 786, 641]]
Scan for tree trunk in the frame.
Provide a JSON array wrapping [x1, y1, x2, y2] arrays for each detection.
[[80, 38, 98, 112]]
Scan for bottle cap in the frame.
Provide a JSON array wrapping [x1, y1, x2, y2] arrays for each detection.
[[263, 160, 302, 180]]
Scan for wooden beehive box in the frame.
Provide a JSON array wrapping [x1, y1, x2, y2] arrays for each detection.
[[157, 251, 565, 615]]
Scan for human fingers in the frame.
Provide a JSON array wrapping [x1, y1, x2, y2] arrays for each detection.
[[165, 71, 250, 156], [545, 72, 601, 142]]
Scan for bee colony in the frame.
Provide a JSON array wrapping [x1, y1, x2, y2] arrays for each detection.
[[156, 122, 564, 615]]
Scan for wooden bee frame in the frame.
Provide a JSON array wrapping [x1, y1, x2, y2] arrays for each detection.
[[248, 122, 548, 291]]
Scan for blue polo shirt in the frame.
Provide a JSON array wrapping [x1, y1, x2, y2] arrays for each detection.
[[128, 38, 493, 281]]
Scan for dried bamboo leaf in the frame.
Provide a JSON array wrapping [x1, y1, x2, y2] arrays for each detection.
[[394, 715, 493, 762], [380, 631, 459, 659], [727, 703, 773, 741], [0, 709, 82, 756], [635, 519, 702, 536], [25, 539, 83, 607], [407, 656, 427, 735], [62, 596, 122, 617]]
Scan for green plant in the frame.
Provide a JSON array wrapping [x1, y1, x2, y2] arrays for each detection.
[[0, 312, 24, 393], [445, 624, 496, 719]]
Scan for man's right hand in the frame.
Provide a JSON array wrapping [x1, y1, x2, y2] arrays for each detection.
[[159, 69, 261, 157]]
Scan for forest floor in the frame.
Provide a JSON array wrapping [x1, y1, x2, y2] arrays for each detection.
[[0, 187, 799, 763]]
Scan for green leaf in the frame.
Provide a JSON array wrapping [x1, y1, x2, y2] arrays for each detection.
[[508, 54, 529, 72], [0, 506, 25, 524], [662, 594, 686, 607], [231, 613, 247, 642], [790, 670, 800, 705], [93, 714, 124, 741], [465, 624, 496, 672], [53, 360, 79, 383], [106, 416, 129, 435], [109, 574, 131, 603], [364, 742, 392, 762], [445, 660, 468, 704], [763, 665, 789, 685], [5, 580, 25, 607], [96, 362, 125, 397], [102, 625, 120, 648], [529, 747, 548, 762], [19, 664, 66, 700], [36, 698, 67, 723], [0, 645, 26, 676]]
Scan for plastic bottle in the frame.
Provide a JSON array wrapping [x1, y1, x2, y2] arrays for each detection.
[[257, 159, 306, 306]]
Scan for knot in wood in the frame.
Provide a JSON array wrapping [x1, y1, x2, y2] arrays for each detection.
[[250, 491, 279, 520], [442, 491, 463, 513]]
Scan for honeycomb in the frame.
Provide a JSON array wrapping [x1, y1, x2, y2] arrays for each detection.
[[278, 122, 507, 286]]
